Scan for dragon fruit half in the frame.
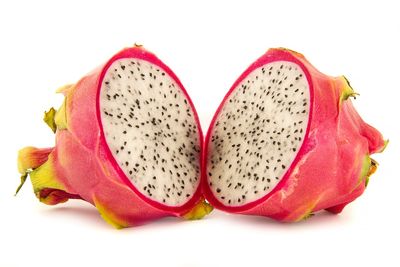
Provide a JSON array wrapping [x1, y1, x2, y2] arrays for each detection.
[[203, 48, 386, 221], [17, 45, 212, 228]]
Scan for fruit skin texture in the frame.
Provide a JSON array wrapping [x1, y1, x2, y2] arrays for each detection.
[[17, 46, 212, 228], [203, 48, 386, 222]]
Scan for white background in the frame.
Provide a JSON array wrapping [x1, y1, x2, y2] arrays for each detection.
[[1, 0, 399, 266]]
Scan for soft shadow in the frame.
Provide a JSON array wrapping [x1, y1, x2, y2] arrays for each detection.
[[133, 216, 184, 231], [41, 201, 349, 231], [41, 201, 109, 229], [43, 201, 207, 231], [213, 210, 348, 229]]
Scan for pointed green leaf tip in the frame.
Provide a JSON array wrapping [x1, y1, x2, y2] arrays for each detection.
[[357, 155, 379, 188], [379, 139, 389, 153], [54, 99, 68, 130], [43, 107, 57, 133], [15, 173, 28, 196], [365, 158, 378, 187], [183, 200, 214, 220], [340, 76, 360, 103]]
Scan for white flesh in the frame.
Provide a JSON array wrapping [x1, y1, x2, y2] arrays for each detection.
[[100, 59, 200, 206], [207, 61, 310, 206]]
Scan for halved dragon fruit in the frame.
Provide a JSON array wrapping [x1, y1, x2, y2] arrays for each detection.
[[17, 45, 212, 228], [203, 48, 386, 221]]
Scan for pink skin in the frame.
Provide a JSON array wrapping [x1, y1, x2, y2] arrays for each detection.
[[27, 46, 204, 226], [203, 48, 385, 221]]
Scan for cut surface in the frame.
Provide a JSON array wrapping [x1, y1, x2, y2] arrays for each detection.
[[99, 58, 201, 206], [207, 61, 310, 206]]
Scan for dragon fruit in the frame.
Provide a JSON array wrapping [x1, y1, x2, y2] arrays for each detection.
[[203, 48, 386, 221], [17, 45, 212, 228]]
